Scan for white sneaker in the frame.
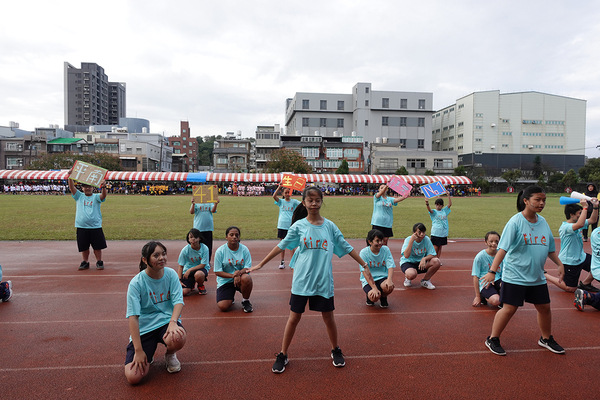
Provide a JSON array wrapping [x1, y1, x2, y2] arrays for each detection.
[[279, 261, 285, 269], [403, 278, 412, 287], [165, 353, 181, 373], [420, 279, 436, 290]]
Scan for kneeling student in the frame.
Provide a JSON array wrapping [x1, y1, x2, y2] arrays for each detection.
[[360, 229, 395, 308], [401, 223, 441, 290], [472, 231, 503, 307]]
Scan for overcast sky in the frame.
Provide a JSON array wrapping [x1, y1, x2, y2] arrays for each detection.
[[2, 0, 600, 156]]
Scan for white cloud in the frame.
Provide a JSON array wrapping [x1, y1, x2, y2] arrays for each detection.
[[2, 0, 600, 156]]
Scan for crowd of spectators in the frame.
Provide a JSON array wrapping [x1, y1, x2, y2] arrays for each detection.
[[1, 180, 482, 197]]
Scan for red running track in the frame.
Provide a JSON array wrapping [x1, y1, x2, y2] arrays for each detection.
[[1, 238, 599, 399]]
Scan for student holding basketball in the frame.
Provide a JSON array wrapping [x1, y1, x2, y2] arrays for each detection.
[[250, 186, 380, 374], [481, 186, 565, 356]]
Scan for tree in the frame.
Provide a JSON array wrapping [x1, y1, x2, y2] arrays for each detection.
[[532, 156, 543, 178], [266, 148, 312, 174], [197, 136, 216, 166], [336, 159, 349, 174], [548, 172, 565, 192], [537, 174, 546, 189], [424, 169, 436, 176], [502, 169, 522, 187], [395, 166, 409, 175], [562, 169, 578, 188], [453, 166, 467, 176], [28, 151, 122, 171], [578, 157, 600, 183]]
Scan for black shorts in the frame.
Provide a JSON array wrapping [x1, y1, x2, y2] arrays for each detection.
[[125, 321, 184, 364], [180, 267, 208, 289], [76, 228, 107, 252], [363, 278, 386, 294], [200, 231, 213, 262], [430, 236, 448, 247], [216, 281, 242, 302], [277, 229, 288, 239], [372, 225, 393, 238], [563, 253, 592, 288], [289, 293, 334, 313], [401, 262, 427, 274], [481, 280, 502, 299], [500, 281, 550, 307]]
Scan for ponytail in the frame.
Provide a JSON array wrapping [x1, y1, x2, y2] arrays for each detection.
[[291, 203, 308, 225]]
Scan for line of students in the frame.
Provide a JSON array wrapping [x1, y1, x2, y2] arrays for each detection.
[[124, 183, 600, 384]]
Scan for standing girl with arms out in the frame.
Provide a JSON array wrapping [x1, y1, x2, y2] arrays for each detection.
[[250, 186, 380, 373], [472, 231, 503, 307], [360, 229, 396, 308], [125, 241, 186, 385], [481, 186, 565, 356], [190, 196, 219, 263], [178, 228, 210, 295], [272, 184, 301, 269], [371, 184, 407, 246], [213, 226, 254, 313], [426, 192, 452, 260]]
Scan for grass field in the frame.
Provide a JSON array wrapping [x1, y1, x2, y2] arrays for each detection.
[[0, 193, 571, 241]]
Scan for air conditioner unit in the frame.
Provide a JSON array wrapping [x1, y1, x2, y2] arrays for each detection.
[[490, 145, 496, 149], [528, 145, 534, 149], [491, 123, 496, 127]]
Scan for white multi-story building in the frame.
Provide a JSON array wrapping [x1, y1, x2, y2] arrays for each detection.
[[285, 83, 434, 152], [255, 125, 281, 172], [432, 90, 586, 175]]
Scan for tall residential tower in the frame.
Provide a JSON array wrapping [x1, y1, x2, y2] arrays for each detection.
[[64, 62, 126, 129]]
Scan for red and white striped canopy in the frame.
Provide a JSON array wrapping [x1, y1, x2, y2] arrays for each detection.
[[206, 173, 472, 185], [0, 170, 188, 182], [0, 170, 472, 185]]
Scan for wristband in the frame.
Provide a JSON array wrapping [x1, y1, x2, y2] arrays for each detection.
[[487, 269, 496, 275], [595, 207, 599, 210]]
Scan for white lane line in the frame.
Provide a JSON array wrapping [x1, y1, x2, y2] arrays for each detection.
[[0, 307, 579, 325], [1, 346, 599, 373]]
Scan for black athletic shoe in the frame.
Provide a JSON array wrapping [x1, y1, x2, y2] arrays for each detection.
[[272, 352, 288, 373], [366, 297, 375, 306], [331, 347, 345, 367], [242, 300, 253, 313], [485, 336, 506, 356], [578, 281, 600, 293], [538, 336, 565, 354], [78, 261, 90, 270], [96, 260, 104, 270], [379, 297, 389, 308]]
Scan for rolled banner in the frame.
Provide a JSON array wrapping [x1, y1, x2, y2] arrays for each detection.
[[560, 196, 581, 205], [571, 191, 593, 201]]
